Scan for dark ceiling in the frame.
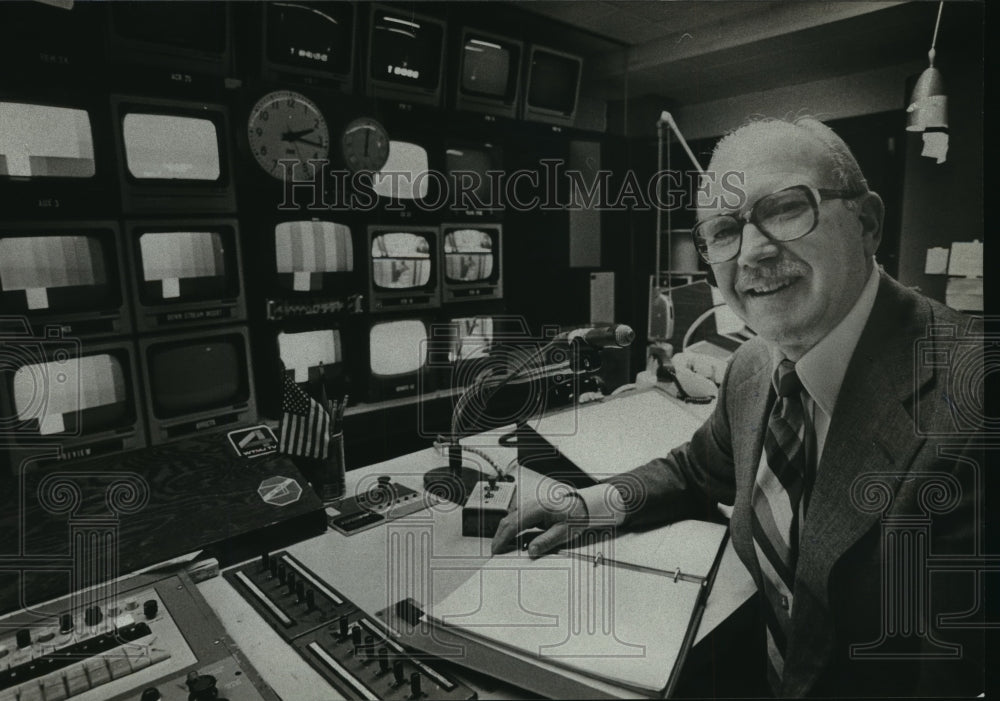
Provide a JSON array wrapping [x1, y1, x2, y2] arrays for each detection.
[[511, 1, 984, 103]]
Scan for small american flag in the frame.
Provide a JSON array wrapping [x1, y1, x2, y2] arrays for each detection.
[[278, 373, 331, 459]]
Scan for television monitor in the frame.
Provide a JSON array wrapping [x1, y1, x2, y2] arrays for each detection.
[[366, 225, 440, 313], [444, 141, 502, 214], [107, 0, 232, 79], [111, 95, 236, 213], [278, 326, 346, 387], [366, 317, 433, 401], [0, 94, 116, 216], [440, 223, 503, 304], [667, 280, 747, 354], [261, 1, 355, 88], [0, 221, 131, 338], [0, 1, 103, 80], [522, 45, 583, 127], [371, 139, 434, 204], [366, 5, 445, 107], [454, 29, 522, 119], [0, 337, 147, 474], [265, 218, 362, 320], [139, 325, 257, 445], [124, 218, 246, 333], [426, 315, 495, 391]]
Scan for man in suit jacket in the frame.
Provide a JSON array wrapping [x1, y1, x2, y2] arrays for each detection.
[[493, 118, 985, 696]]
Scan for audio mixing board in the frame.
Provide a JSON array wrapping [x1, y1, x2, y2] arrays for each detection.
[[0, 571, 275, 701], [225, 551, 477, 700]]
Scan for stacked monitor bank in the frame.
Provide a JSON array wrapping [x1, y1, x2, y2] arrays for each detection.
[[0, 84, 255, 474], [1, 1, 592, 472]]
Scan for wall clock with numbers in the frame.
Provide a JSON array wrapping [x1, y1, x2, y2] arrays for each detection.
[[247, 90, 330, 179]]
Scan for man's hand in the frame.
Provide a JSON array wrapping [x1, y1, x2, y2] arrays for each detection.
[[491, 478, 590, 558]]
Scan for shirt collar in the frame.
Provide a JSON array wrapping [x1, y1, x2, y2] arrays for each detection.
[[770, 264, 881, 416]]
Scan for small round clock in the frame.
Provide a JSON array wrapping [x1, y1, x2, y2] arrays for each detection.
[[247, 90, 330, 179], [340, 117, 390, 173]]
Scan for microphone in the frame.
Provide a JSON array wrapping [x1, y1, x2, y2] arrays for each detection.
[[554, 324, 635, 348]]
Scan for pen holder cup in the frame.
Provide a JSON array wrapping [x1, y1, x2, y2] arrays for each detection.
[[319, 432, 346, 501]]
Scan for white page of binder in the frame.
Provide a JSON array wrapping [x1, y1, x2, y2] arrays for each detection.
[[428, 548, 701, 694], [528, 389, 707, 478]]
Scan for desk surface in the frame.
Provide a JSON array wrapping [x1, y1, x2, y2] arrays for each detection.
[[199, 389, 756, 699]]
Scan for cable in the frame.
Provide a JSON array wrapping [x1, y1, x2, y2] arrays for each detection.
[[451, 338, 560, 438], [432, 437, 503, 478], [681, 303, 726, 352]]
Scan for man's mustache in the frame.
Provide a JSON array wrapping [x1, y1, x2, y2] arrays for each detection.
[[736, 260, 808, 293]]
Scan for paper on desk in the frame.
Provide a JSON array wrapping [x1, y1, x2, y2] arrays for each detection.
[[945, 277, 983, 312], [427, 548, 702, 694], [924, 247, 949, 275], [529, 390, 706, 478], [948, 241, 983, 278]]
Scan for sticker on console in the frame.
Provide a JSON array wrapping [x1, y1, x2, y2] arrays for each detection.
[[227, 425, 279, 459], [258, 476, 303, 507]]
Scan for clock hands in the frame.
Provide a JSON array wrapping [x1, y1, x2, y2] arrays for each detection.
[[294, 137, 326, 148], [282, 127, 316, 142]]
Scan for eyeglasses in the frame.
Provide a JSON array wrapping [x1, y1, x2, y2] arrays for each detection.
[[691, 185, 863, 264]]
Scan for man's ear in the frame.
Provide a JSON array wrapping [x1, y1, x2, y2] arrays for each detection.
[[856, 191, 884, 257]]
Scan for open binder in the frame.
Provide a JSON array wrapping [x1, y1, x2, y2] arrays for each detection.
[[404, 520, 729, 698]]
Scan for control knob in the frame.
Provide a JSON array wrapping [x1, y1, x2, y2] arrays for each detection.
[[85, 605, 102, 626], [186, 672, 221, 701]]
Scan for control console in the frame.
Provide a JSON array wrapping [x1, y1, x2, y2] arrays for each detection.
[[226, 551, 475, 700], [0, 571, 275, 701], [462, 479, 516, 538]]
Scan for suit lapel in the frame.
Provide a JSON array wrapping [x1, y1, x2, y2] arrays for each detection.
[[782, 274, 935, 695], [727, 341, 773, 587]]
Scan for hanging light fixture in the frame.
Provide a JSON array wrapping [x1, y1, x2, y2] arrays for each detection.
[[906, 2, 948, 162]]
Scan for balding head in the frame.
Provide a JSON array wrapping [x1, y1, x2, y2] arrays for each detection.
[[696, 117, 884, 359], [709, 117, 868, 196]]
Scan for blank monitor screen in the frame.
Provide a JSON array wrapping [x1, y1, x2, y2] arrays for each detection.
[[266, 1, 353, 76], [122, 113, 220, 181], [148, 338, 246, 418], [372, 141, 429, 200], [528, 48, 580, 115], [446, 147, 493, 207], [112, 2, 227, 54], [0, 234, 110, 312], [369, 319, 426, 376], [449, 316, 493, 363], [278, 329, 342, 383], [275, 220, 353, 291], [369, 9, 443, 91], [0, 102, 95, 178], [371, 232, 431, 289], [444, 229, 494, 283], [461, 37, 511, 98], [13, 353, 126, 436], [138, 230, 228, 302]]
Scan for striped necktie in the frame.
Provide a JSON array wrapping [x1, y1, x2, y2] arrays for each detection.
[[751, 359, 816, 692]]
